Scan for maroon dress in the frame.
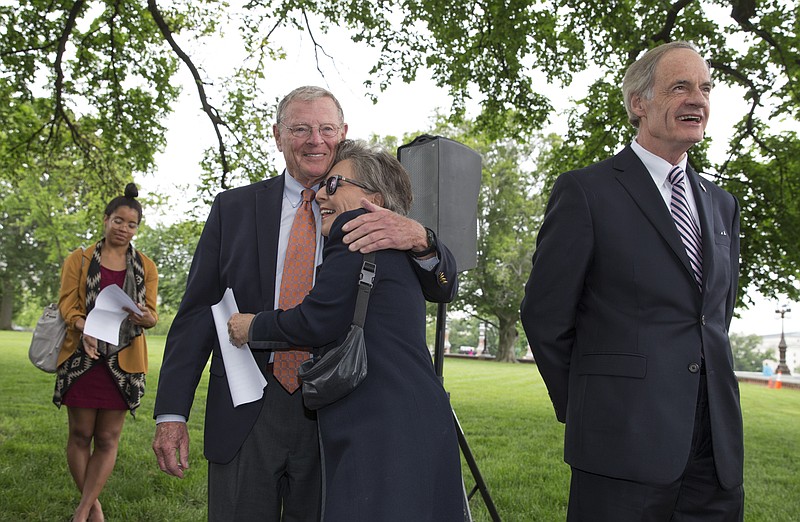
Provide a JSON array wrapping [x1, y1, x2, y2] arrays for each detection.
[[61, 266, 128, 410]]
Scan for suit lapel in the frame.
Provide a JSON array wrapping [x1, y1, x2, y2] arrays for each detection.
[[613, 147, 695, 280], [256, 174, 285, 310]]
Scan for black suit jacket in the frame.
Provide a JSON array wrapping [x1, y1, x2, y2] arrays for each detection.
[[520, 146, 743, 489], [154, 174, 458, 463]]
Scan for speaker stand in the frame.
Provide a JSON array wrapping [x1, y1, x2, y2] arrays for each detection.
[[434, 303, 501, 522]]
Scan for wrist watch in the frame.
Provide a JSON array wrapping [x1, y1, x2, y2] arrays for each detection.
[[408, 227, 437, 258]]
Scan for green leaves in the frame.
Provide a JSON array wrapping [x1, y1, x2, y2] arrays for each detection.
[[3, 0, 800, 323], [420, 118, 548, 361]]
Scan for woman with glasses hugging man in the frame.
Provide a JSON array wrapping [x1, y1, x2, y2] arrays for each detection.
[[228, 139, 465, 522]]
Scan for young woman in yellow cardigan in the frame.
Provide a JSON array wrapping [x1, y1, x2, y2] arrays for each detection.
[[54, 183, 158, 522]]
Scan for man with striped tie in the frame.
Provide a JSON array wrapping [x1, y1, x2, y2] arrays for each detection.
[[521, 41, 743, 521]]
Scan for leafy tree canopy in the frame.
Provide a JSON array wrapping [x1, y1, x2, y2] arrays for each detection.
[[134, 218, 202, 315], [2, 0, 799, 320]]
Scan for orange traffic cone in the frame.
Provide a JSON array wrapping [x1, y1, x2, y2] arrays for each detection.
[[775, 371, 783, 390]]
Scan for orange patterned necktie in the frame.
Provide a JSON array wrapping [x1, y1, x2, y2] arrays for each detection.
[[273, 188, 316, 393]]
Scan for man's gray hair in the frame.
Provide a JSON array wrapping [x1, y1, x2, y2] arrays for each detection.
[[276, 86, 345, 124]]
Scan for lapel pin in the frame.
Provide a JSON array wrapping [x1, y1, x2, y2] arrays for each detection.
[[699, 182, 707, 193], [720, 230, 728, 236]]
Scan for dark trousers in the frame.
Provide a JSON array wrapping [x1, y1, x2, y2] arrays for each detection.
[[567, 375, 744, 522], [208, 359, 321, 522]]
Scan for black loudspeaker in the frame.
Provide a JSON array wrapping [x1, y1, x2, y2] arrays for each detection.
[[398, 135, 481, 272], [398, 135, 499, 520]]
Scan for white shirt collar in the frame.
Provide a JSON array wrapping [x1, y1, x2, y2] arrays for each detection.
[[283, 171, 317, 207], [630, 139, 688, 187], [629, 140, 700, 226]]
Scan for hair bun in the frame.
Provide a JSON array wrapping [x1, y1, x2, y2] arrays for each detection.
[[124, 183, 139, 199]]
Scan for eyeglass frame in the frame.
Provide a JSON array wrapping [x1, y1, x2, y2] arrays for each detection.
[[110, 216, 140, 231], [322, 175, 372, 196], [278, 121, 343, 138]]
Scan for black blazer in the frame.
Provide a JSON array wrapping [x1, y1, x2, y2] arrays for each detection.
[[520, 146, 743, 489], [154, 174, 458, 463]]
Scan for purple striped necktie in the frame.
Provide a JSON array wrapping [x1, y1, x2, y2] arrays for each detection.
[[667, 166, 703, 289]]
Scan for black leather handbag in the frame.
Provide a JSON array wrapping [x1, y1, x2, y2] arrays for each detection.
[[298, 253, 375, 410]]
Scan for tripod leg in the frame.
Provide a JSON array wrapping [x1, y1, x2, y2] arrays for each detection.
[[461, 474, 474, 522], [435, 302, 500, 520], [454, 409, 502, 522]]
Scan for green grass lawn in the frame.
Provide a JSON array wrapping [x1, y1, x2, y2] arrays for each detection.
[[1, 330, 798, 521]]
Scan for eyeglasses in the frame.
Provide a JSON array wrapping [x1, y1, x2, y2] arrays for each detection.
[[279, 122, 342, 139], [322, 175, 371, 196], [111, 216, 139, 231]]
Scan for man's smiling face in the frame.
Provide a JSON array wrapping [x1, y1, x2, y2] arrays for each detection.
[[631, 48, 712, 164], [274, 97, 348, 187]]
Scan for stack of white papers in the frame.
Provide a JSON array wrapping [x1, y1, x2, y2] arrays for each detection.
[[84, 285, 143, 346], [210, 288, 268, 407]]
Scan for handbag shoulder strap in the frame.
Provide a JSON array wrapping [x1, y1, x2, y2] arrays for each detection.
[[250, 253, 376, 351], [352, 252, 376, 328]]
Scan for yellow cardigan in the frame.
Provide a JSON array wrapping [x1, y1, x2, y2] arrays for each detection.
[[56, 244, 159, 374]]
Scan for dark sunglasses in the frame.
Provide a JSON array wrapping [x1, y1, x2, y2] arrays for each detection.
[[322, 175, 371, 196]]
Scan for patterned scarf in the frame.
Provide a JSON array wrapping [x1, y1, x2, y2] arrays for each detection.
[[53, 240, 148, 414], [86, 239, 147, 353]]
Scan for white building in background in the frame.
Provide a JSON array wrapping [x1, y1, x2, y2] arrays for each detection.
[[758, 332, 800, 375]]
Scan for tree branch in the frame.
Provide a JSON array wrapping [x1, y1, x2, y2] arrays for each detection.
[[0, 42, 55, 57], [707, 59, 774, 174], [109, 0, 125, 123], [626, 0, 694, 65], [301, 8, 333, 77], [651, 0, 694, 43], [728, 0, 800, 107], [147, 0, 232, 188], [52, 0, 94, 157]]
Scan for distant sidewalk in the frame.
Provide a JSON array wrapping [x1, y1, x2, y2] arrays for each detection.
[[737, 371, 800, 390]]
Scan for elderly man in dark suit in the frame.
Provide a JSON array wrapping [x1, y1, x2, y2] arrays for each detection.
[[520, 41, 743, 521], [152, 86, 457, 521]]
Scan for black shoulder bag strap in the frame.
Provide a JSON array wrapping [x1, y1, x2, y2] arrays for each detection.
[[352, 252, 376, 328], [249, 252, 376, 350]]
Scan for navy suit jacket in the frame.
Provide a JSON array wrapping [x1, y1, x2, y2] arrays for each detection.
[[520, 146, 743, 489], [154, 174, 458, 463]]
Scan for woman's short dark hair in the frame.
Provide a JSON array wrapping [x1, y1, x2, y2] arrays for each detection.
[[104, 183, 143, 223], [333, 140, 413, 215]]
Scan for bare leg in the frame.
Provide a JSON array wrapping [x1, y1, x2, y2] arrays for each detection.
[[67, 407, 95, 521], [87, 498, 104, 522], [69, 408, 126, 522]]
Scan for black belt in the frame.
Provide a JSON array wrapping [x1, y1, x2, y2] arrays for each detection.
[[249, 340, 291, 351]]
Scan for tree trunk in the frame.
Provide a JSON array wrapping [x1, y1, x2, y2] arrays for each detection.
[[494, 315, 519, 363], [0, 277, 14, 330]]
